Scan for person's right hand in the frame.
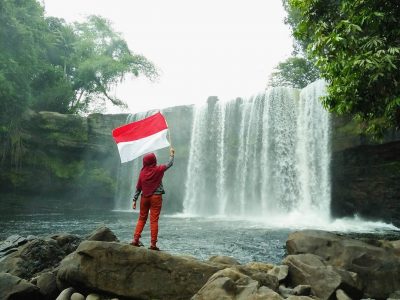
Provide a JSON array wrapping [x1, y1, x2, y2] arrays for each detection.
[[132, 201, 137, 210], [170, 147, 175, 156]]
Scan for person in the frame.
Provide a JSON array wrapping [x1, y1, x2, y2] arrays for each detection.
[[131, 147, 175, 250]]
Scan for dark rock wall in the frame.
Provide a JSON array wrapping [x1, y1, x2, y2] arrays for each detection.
[[0, 110, 127, 211], [1, 107, 399, 225], [331, 115, 400, 226], [0, 106, 193, 213]]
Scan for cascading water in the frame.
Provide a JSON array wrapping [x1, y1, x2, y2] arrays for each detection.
[[183, 80, 331, 220]]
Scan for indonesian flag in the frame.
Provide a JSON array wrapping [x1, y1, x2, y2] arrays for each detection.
[[112, 112, 170, 163]]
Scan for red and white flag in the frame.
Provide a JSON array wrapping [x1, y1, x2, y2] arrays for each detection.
[[112, 112, 170, 163]]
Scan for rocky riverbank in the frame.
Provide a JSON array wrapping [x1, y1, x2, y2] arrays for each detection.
[[0, 227, 400, 300]]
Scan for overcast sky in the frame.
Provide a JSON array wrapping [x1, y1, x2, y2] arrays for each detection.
[[44, 0, 293, 114]]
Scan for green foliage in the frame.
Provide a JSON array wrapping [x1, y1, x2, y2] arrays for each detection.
[[268, 56, 319, 89], [287, 0, 400, 134], [0, 0, 158, 129], [0, 0, 48, 126]]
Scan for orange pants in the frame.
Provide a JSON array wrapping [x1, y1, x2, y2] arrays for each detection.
[[133, 194, 163, 246]]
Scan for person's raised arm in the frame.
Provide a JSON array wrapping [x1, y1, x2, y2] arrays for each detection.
[[165, 147, 175, 170]]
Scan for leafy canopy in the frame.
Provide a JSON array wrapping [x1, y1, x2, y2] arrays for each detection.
[[288, 0, 400, 134], [0, 0, 158, 125], [268, 56, 319, 89]]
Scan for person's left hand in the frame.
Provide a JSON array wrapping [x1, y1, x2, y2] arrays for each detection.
[[132, 201, 137, 210]]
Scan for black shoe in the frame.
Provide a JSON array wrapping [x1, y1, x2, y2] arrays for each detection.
[[149, 245, 160, 251], [130, 241, 144, 247]]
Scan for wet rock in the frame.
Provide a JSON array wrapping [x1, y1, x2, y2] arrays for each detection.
[[0, 235, 28, 259], [85, 226, 118, 242], [286, 230, 400, 299], [279, 284, 296, 298], [0, 272, 41, 300], [208, 255, 240, 265], [51, 233, 82, 254], [37, 271, 59, 300], [236, 262, 279, 291], [336, 289, 352, 300], [278, 284, 311, 298], [56, 287, 75, 300], [71, 292, 85, 300], [86, 294, 101, 300], [286, 296, 314, 300], [192, 267, 283, 300], [283, 253, 362, 300], [388, 290, 400, 300], [0, 238, 65, 279], [57, 241, 222, 300], [267, 265, 289, 282], [293, 284, 311, 296]]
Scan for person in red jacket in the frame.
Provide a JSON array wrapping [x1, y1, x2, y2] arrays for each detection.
[[131, 147, 175, 250]]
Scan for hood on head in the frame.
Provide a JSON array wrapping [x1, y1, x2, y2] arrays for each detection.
[[143, 153, 157, 167]]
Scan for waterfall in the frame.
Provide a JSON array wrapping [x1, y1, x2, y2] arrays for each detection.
[[183, 80, 330, 219]]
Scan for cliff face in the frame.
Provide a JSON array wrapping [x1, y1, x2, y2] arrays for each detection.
[[330, 116, 400, 226], [0, 106, 194, 213], [1, 107, 399, 225], [0, 110, 127, 211]]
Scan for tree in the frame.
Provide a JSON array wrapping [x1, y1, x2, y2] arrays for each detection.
[[288, 0, 400, 134], [0, 0, 158, 164], [66, 16, 158, 113], [268, 56, 319, 89], [0, 0, 158, 119], [0, 0, 48, 127]]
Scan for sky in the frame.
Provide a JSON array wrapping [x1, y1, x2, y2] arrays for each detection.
[[44, 0, 293, 114]]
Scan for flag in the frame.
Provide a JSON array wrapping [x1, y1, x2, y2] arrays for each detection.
[[112, 112, 170, 163]]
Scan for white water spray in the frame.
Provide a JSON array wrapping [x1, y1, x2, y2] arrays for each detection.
[[183, 80, 331, 220]]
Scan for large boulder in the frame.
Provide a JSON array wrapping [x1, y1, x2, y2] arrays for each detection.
[[57, 241, 223, 300], [192, 267, 283, 300], [0, 272, 42, 300], [286, 230, 400, 299], [0, 238, 65, 279], [36, 271, 59, 299], [85, 226, 118, 242], [0, 235, 29, 259], [283, 253, 362, 300]]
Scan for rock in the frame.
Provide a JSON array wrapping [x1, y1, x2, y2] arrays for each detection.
[[86, 293, 101, 300], [37, 271, 59, 299], [208, 255, 240, 265], [390, 240, 400, 256], [293, 284, 311, 296], [278, 284, 311, 298], [331, 139, 400, 227], [279, 284, 296, 298], [286, 230, 400, 298], [283, 253, 362, 300], [71, 292, 85, 300], [0, 235, 29, 260], [236, 263, 279, 291], [336, 289, 352, 300], [0, 238, 65, 279], [57, 241, 222, 300], [85, 226, 118, 242], [244, 262, 274, 273], [0, 272, 41, 300], [286, 296, 314, 300], [56, 287, 75, 300], [51, 233, 82, 254], [267, 265, 289, 282], [192, 267, 283, 300], [388, 290, 400, 300]]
